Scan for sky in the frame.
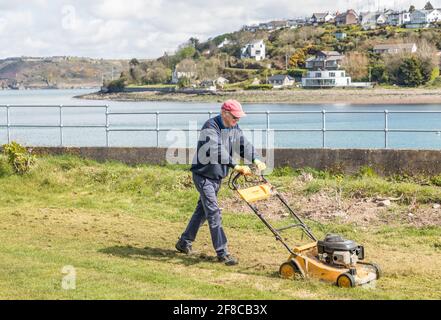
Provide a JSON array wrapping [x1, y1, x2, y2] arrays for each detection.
[[0, 0, 435, 60]]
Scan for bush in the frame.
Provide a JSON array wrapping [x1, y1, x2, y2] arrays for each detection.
[[287, 68, 306, 78], [106, 78, 126, 92], [244, 84, 273, 90], [2, 142, 36, 175]]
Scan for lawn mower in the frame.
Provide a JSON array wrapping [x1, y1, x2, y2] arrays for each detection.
[[228, 170, 380, 288]]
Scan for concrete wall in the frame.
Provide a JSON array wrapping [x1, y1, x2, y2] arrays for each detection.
[[27, 147, 441, 176]]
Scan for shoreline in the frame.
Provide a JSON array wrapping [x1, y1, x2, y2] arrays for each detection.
[[75, 88, 441, 105]]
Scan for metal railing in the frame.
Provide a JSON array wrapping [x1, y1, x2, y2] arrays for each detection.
[[1, 105, 441, 148]]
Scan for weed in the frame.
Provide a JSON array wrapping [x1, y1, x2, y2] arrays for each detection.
[[1, 142, 36, 175]]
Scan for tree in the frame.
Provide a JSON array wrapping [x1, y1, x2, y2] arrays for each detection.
[[288, 48, 306, 68], [409, 5, 416, 12], [371, 63, 388, 83], [424, 1, 434, 10], [397, 56, 423, 86], [129, 58, 140, 66], [341, 51, 369, 81]]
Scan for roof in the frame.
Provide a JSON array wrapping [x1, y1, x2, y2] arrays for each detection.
[[312, 13, 328, 18], [373, 43, 416, 50], [268, 74, 295, 81]]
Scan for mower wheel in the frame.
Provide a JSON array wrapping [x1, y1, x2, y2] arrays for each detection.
[[370, 263, 381, 280], [279, 261, 301, 280], [337, 273, 356, 288]]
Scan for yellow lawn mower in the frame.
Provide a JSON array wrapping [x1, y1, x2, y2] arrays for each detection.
[[228, 170, 380, 288]]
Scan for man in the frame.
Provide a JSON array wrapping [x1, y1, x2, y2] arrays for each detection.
[[175, 99, 266, 266]]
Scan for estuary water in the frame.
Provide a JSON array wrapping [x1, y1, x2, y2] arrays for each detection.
[[1, 88, 441, 149]]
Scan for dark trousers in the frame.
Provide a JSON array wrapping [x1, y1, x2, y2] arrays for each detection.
[[180, 172, 228, 257]]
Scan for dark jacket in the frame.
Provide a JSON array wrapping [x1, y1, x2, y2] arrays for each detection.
[[191, 114, 258, 180]]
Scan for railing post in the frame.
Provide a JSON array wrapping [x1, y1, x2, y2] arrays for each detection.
[[105, 105, 109, 147], [266, 111, 270, 151], [384, 110, 388, 149], [59, 105, 63, 147], [6, 105, 10, 144], [208, 111, 213, 119], [322, 110, 326, 148], [156, 112, 159, 147]]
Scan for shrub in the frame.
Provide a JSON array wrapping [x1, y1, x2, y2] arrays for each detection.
[[2, 142, 36, 175], [287, 68, 306, 78], [106, 78, 126, 92], [244, 84, 273, 90]]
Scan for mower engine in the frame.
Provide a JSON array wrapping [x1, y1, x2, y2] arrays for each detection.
[[317, 234, 364, 268]]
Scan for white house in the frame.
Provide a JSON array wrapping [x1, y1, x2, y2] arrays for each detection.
[[268, 74, 295, 88], [241, 40, 266, 61], [302, 70, 351, 88], [310, 12, 335, 24], [302, 51, 351, 88], [359, 11, 387, 29], [387, 11, 411, 26]]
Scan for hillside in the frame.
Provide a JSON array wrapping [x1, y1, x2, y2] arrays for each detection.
[[0, 57, 130, 89], [115, 24, 441, 89]]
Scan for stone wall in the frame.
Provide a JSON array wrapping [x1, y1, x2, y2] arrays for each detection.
[[26, 147, 441, 176]]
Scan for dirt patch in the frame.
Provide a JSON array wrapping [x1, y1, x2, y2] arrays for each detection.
[[222, 182, 441, 227]]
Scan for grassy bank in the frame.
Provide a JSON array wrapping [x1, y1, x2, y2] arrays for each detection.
[[0, 155, 440, 299]]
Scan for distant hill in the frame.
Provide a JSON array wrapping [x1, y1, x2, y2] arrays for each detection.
[[0, 56, 130, 89]]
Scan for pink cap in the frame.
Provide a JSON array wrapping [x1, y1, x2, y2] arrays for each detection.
[[221, 99, 246, 118]]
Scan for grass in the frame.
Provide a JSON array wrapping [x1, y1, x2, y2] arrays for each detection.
[[0, 155, 441, 299]]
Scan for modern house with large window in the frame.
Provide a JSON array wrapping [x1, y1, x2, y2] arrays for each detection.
[[240, 40, 266, 61], [302, 51, 351, 88]]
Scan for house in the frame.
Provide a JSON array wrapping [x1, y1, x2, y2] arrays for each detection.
[[287, 19, 299, 28], [171, 60, 197, 84], [267, 20, 289, 30], [242, 24, 259, 32], [305, 51, 345, 70], [373, 43, 418, 54], [406, 9, 441, 28], [387, 11, 411, 26], [241, 39, 266, 61], [267, 74, 295, 88], [310, 12, 335, 24], [199, 80, 217, 91], [359, 11, 387, 29], [214, 76, 229, 88], [335, 32, 347, 40], [302, 51, 351, 88], [217, 38, 231, 48], [335, 9, 358, 25]]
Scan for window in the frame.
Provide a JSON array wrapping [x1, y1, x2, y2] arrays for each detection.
[[315, 73, 321, 78], [329, 72, 335, 77]]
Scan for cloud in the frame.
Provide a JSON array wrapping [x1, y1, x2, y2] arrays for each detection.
[[0, 0, 434, 59]]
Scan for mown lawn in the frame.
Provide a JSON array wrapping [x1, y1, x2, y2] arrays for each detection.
[[0, 155, 440, 299]]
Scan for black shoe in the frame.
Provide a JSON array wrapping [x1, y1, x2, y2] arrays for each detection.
[[175, 241, 193, 254], [218, 254, 238, 266]]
